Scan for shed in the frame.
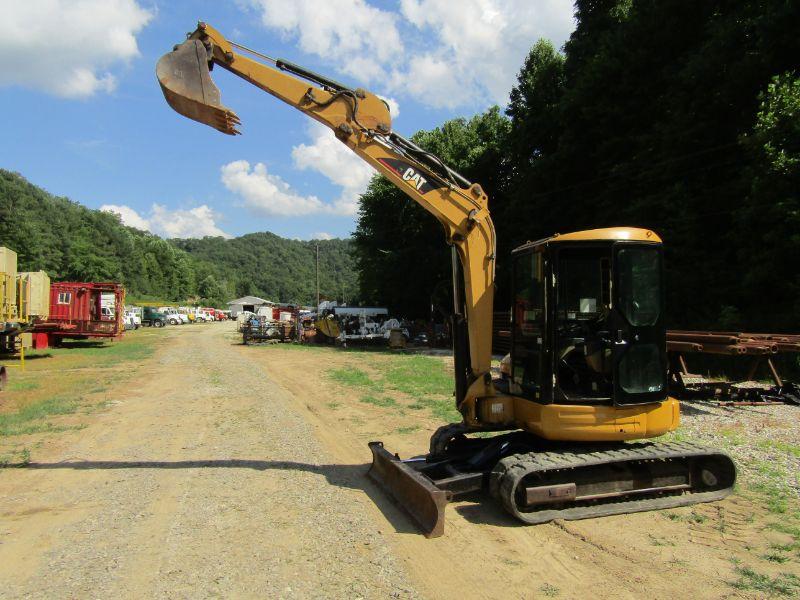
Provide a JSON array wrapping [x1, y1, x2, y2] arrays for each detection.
[[227, 295, 273, 317]]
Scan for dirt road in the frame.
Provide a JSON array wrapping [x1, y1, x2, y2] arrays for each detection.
[[0, 325, 416, 598], [2, 324, 798, 599]]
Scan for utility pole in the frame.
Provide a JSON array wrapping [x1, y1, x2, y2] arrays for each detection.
[[315, 242, 320, 310]]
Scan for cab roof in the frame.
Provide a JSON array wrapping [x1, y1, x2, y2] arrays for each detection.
[[512, 227, 662, 254]]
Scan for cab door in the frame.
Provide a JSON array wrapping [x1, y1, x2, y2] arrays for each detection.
[[610, 243, 667, 405]]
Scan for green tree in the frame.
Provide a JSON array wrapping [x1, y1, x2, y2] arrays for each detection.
[[352, 108, 511, 317]]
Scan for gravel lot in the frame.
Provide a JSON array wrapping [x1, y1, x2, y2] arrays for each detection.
[[0, 324, 417, 599], [671, 400, 800, 496]]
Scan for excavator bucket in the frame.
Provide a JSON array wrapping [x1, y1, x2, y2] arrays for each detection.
[[156, 39, 241, 135], [367, 442, 451, 538]]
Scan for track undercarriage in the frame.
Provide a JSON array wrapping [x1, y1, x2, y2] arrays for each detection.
[[368, 429, 736, 537]]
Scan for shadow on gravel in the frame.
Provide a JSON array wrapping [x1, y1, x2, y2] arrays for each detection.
[[4, 459, 424, 535]]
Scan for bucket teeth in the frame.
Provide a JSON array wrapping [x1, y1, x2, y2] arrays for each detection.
[[156, 39, 241, 135]]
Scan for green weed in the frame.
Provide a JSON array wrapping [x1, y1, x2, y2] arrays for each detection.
[[7, 381, 39, 392], [0, 397, 78, 437], [730, 567, 800, 596], [719, 427, 746, 447], [47, 339, 154, 366], [763, 551, 790, 564], [539, 583, 560, 597], [648, 534, 676, 547], [394, 425, 420, 435], [757, 439, 800, 458], [0, 447, 31, 467], [327, 367, 375, 388], [360, 395, 397, 408], [751, 479, 792, 514]]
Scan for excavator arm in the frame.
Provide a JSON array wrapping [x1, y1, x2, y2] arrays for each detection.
[[157, 22, 498, 423]]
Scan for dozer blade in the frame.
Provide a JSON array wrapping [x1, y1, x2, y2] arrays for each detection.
[[156, 39, 241, 135], [367, 442, 451, 538]]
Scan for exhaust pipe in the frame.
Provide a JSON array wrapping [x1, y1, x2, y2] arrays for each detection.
[[156, 39, 241, 135]]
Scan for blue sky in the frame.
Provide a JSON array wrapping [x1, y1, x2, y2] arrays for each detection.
[[0, 1, 575, 241]]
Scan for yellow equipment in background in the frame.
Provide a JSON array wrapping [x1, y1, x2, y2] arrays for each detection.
[[315, 316, 340, 340], [1, 247, 51, 354]]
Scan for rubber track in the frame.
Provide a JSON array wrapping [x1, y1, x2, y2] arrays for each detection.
[[490, 441, 735, 524]]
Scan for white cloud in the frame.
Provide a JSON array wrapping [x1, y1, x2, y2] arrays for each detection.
[[377, 95, 400, 119], [291, 123, 374, 216], [222, 123, 376, 219], [310, 232, 334, 240], [101, 203, 150, 231], [221, 160, 326, 217], [246, 0, 574, 108], [101, 203, 231, 239], [395, 0, 574, 106], [0, 0, 153, 98], [248, 0, 403, 82]]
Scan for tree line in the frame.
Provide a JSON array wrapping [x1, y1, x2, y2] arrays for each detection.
[[0, 169, 358, 307], [353, 0, 799, 332]]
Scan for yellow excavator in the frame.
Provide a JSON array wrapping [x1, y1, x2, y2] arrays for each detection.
[[157, 23, 736, 537]]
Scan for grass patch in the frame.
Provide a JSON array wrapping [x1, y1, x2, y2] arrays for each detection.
[[763, 551, 790, 564], [664, 510, 708, 524], [0, 447, 30, 467], [730, 567, 800, 596], [0, 397, 78, 437], [379, 355, 453, 398], [648, 534, 676, 547], [7, 381, 40, 392], [406, 397, 460, 421], [47, 338, 155, 366], [662, 429, 694, 444], [394, 425, 420, 435], [327, 355, 460, 421], [360, 394, 398, 408], [751, 479, 792, 514], [719, 427, 746, 447], [327, 367, 376, 389], [326, 401, 341, 410], [757, 439, 800, 458]]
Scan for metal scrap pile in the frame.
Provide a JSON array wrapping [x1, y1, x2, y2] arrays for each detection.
[[667, 330, 800, 405]]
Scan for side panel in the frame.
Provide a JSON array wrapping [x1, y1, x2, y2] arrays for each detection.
[[514, 396, 680, 441]]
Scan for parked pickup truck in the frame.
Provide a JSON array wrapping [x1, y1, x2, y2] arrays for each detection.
[[159, 306, 189, 325]]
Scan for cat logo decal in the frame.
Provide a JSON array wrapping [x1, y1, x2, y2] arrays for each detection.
[[376, 158, 446, 194]]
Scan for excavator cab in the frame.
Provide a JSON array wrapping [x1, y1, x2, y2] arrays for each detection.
[[509, 229, 667, 407]]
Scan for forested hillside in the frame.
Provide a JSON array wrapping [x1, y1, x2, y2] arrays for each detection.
[[354, 0, 799, 331], [173, 234, 357, 307], [0, 170, 358, 306]]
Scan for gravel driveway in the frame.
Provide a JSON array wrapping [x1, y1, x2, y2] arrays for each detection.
[[0, 325, 417, 598]]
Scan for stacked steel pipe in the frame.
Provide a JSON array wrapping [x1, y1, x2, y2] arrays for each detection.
[[667, 331, 800, 356]]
